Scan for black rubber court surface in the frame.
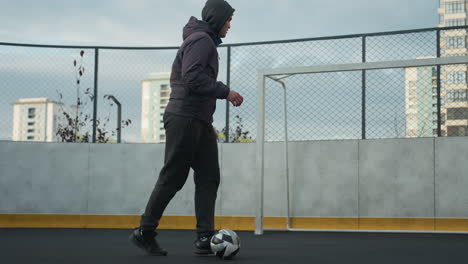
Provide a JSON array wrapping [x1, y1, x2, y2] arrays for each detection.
[[1, 228, 468, 264]]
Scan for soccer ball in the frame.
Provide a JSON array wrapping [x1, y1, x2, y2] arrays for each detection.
[[210, 229, 240, 259]]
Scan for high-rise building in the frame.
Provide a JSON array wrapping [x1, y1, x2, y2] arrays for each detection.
[[11, 98, 78, 142], [438, 0, 468, 136], [405, 66, 440, 137], [406, 0, 468, 137], [141, 72, 171, 143]]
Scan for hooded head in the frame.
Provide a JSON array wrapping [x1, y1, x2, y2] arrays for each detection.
[[202, 0, 235, 37]]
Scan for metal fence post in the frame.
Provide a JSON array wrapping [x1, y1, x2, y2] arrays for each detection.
[[436, 29, 442, 137], [362, 36, 367, 140], [108, 95, 122, 143], [225, 46, 231, 143], [92, 48, 99, 143]]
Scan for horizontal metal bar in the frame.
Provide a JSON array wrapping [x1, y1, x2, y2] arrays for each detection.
[[263, 228, 468, 235], [261, 56, 468, 76], [225, 33, 365, 47], [225, 26, 468, 47], [2, 26, 468, 50], [365, 25, 468, 37], [0, 42, 179, 50]]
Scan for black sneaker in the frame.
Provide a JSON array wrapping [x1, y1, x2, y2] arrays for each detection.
[[129, 228, 168, 256], [193, 236, 213, 255]]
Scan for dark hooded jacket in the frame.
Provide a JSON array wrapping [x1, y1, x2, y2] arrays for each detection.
[[165, 14, 233, 124]]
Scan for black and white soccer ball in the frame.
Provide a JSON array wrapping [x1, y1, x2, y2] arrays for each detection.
[[210, 229, 240, 259]]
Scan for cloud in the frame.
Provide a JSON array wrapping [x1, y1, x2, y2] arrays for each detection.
[[0, 0, 439, 46], [0, 0, 442, 142]]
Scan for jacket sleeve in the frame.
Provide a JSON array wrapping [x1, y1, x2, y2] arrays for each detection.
[[181, 36, 230, 99]]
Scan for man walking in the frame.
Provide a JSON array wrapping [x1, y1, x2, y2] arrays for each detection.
[[130, 0, 243, 256]]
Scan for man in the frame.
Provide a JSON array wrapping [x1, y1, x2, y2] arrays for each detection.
[[129, 0, 243, 256]]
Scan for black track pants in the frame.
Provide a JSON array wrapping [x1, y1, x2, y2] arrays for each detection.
[[140, 112, 220, 237]]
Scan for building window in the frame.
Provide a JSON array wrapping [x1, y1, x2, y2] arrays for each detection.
[[160, 84, 169, 91], [27, 136, 34, 140], [446, 53, 466, 57], [27, 129, 34, 133], [160, 84, 171, 98], [447, 71, 466, 84], [447, 89, 468, 102], [28, 122, 35, 126], [160, 135, 166, 140], [447, 108, 468, 120], [446, 36, 466, 49], [445, 19, 466, 27], [447, 126, 468, 136], [445, 1, 465, 14], [160, 91, 170, 97], [28, 108, 36, 119]]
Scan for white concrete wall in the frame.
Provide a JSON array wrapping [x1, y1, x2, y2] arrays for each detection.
[[1, 137, 467, 219], [358, 138, 435, 218]]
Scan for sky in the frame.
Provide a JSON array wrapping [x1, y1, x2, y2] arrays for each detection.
[[0, 0, 443, 142], [0, 0, 439, 46]]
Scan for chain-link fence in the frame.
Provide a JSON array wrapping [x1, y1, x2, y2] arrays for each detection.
[[231, 26, 468, 142], [1, 26, 468, 143], [0, 46, 96, 142]]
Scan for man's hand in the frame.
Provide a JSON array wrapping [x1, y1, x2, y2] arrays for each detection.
[[227, 90, 243, 107]]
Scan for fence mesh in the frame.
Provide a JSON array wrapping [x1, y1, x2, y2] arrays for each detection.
[[0, 47, 95, 142], [440, 28, 468, 136], [366, 31, 436, 62], [97, 49, 176, 143], [228, 38, 362, 142], [1, 27, 468, 143], [263, 72, 362, 142]]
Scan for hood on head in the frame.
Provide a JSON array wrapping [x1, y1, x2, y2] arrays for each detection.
[[183, 16, 224, 46], [201, 0, 235, 36], [183, 16, 216, 40]]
